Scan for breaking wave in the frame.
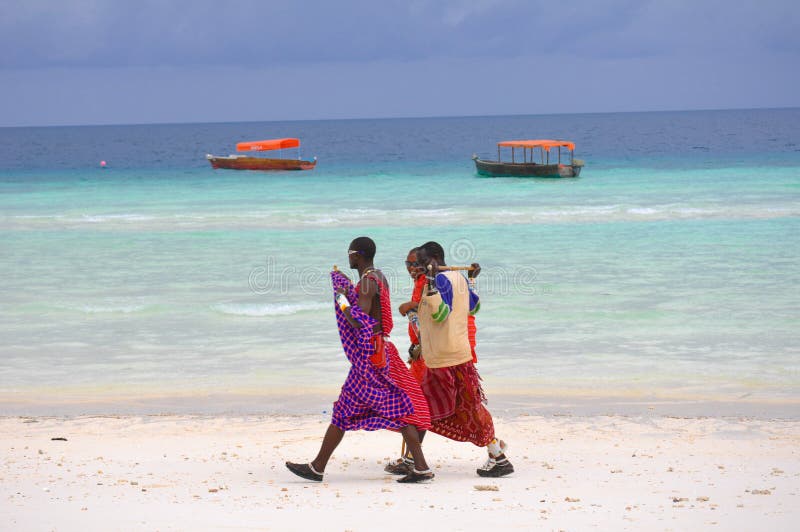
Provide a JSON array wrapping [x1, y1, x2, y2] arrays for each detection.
[[211, 301, 329, 317]]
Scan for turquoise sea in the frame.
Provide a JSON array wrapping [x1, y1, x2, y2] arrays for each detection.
[[1, 109, 798, 415]]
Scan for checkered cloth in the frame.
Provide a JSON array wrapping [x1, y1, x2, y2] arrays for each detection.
[[329, 270, 418, 431]]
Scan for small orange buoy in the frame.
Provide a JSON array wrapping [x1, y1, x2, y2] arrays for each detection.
[[100, 160, 107, 168]]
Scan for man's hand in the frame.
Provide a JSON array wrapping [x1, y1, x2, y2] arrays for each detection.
[[427, 258, 440, 276], [398, 301, 417, 316], [335, 287, 362, 329], [334, 287, 349, 306], [408, 344, 421, 361], [468, 262, 481, 279], [426, 259, 440, 292]]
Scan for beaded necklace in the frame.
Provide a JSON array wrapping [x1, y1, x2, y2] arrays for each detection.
[[360, 267, 377, 281]]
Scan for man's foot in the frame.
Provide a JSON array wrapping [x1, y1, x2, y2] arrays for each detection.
[[476, 456, 514, 478], [285, 462, 323, 482], [397, 469, 435, 483], [384, 457, 414, 475]]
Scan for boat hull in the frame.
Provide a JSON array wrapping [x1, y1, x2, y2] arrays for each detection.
[[206, 155, 316, 171], [473, 157, 582, 178]]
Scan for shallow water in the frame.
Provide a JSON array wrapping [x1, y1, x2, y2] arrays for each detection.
[[1, 109, 799, 413]]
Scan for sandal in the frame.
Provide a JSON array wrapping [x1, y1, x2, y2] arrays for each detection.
[[285, 462, 323, 482], [397, 469, 435, 483], [384, 457, 414, 475]]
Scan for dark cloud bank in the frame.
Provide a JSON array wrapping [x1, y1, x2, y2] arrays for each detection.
[[1, 0, 798, 125]]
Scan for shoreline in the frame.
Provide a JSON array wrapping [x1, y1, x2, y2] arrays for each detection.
[[3, 390, 799, 420], [3, 413, 798, 530]]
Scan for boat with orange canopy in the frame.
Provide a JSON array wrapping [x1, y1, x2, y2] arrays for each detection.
[[473, 139, 584, 177], [206, 138, 317, 171]]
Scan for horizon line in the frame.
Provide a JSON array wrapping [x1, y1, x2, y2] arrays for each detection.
[[1, 105, 798, 129]]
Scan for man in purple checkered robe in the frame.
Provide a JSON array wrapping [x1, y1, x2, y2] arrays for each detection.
[[285, 237, 434, 484]]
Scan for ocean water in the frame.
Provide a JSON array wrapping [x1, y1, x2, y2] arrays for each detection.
[[1, 109, 799, 414]]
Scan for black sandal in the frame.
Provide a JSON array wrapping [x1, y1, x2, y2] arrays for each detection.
[[285, 462, 323, 482], [397, 469, 435, 483], [384, 457, 414, 475]]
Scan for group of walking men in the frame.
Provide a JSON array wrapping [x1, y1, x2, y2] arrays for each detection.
[[286, 237, 513, 484]]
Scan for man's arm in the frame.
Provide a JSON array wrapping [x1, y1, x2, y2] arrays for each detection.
[[357, 276, 376, 316], [467, 262, 481, 315], [468, 285, 480, 315], [398, 300, 418, 316], [431, 273, 454, 322]]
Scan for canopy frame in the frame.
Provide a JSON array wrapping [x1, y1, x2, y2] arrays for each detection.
[[496, 139, 574, 165]]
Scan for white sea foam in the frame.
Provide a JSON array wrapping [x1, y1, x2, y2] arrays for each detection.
[[300, 207, 456, 226], [4, 203, 798, 231], [628, 207, 658, 215], [59, 303, 150, 314], [79, 214, 156, 223], [304, 215, 340, 225], [212, 301, 329, 317], [9, 214, 65, 220], [82, 305, 147, 313]]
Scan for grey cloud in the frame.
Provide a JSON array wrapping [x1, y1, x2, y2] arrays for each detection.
[[1, 0, 798, 70]]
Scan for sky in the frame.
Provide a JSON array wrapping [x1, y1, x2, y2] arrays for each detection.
[[1, 0, 798, 126]]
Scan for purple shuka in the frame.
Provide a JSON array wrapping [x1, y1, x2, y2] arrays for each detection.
[[329, 270, 414, 431]]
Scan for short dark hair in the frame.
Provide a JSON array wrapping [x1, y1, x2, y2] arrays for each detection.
[[420, 241, 445, 262], [350, 236, 376, 261]]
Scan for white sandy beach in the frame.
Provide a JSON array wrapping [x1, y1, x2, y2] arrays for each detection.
[[2, 413, 798, 531]]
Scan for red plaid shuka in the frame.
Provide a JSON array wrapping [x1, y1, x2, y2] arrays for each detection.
[[419, 361, 494, 447], [467, 315, 477, 363], [407, 275, 428, 383]]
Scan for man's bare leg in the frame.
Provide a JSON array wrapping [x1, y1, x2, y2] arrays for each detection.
[[385, 429, 426, 474], [397, 425, 434, 483], [400, 426, 428, 470], [311, 424, 345, 472], [286, 423, 344, 481]]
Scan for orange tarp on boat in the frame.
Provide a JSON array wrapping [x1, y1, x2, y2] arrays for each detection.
[[498, 140, 575, 151], [236, 138, 300, 152]]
